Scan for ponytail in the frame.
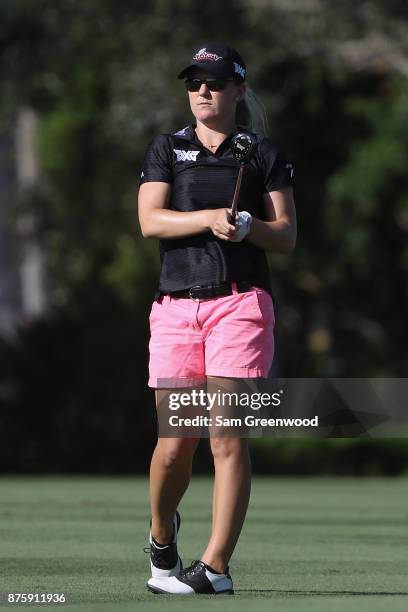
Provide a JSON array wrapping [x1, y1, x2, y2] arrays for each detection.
[[236, 85, 269, 137]]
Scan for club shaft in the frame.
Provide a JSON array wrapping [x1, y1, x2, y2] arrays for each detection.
[[230, 164, 244, 225]]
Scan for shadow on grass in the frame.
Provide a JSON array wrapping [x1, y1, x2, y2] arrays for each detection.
[[236, 589, 408, 596]]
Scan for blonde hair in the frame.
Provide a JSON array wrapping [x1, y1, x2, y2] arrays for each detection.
[[236, 85, 269, 137]]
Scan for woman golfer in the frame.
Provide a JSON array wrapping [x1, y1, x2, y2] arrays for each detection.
[[138, 43, 296, 595]]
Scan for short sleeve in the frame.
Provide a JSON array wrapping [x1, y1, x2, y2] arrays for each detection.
[[258, 138, 294, 193], [139, 134, 173, 185]]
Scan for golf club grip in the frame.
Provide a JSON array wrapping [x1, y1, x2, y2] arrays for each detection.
[[230, 164, 244, 226]]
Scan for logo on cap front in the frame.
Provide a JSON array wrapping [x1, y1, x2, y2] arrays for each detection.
[[193, 47, 222, 62]]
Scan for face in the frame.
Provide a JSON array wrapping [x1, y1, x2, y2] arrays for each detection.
[[186, 68, 245, 126]]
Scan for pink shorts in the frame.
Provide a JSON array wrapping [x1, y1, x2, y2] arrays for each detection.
[[148, 284, 275, 388]]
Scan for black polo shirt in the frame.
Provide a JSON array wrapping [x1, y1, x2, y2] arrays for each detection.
[[139, 125, 294, 298]]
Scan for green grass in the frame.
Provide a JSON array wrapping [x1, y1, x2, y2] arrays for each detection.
[[1, 476, 408, 611]]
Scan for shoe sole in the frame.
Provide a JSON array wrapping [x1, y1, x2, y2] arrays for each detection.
[[147, 584, 234, 595]]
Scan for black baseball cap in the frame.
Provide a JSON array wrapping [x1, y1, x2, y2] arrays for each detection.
[[177, 43, 246, 81]]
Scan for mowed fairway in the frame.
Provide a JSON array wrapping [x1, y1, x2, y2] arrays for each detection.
[[0, 475, 407, 612]]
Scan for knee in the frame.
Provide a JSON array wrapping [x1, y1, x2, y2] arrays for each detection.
[[210, 436, 248, 461], [155, 438, 198, 469]]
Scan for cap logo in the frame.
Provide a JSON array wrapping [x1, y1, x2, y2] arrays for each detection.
[[233, 62, 246, 79], [193, 47, 222, 62]]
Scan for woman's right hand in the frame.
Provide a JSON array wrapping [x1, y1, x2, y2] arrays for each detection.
[[207, 208, 237, 241]]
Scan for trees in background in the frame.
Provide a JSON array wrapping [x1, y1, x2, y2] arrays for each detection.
[[0, 0, 407, 471]]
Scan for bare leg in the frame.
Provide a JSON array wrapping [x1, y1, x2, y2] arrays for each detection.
[[149, 388, 201, 544], [202, 376, 252, 573]]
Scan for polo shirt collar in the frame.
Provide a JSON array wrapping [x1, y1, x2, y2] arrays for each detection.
[[173, 124, 242, 144]]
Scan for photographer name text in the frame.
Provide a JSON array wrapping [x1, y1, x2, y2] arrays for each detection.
[[168, 415, 319, 427]]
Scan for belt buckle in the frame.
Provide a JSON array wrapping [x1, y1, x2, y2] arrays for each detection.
[[189, 285, 202, 302]]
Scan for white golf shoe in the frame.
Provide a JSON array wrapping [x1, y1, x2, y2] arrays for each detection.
[[147, 559, 234, 595]]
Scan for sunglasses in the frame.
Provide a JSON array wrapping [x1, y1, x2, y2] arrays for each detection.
[[184, 77, 234, 92]]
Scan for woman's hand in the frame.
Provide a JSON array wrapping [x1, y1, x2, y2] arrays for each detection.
[[207, 208, 237, 241]]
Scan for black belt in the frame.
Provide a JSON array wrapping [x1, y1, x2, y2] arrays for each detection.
[[162, 280, 254, 301]]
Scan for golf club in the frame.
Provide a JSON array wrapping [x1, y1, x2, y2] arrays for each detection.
[[230, 133, 257, 225]]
